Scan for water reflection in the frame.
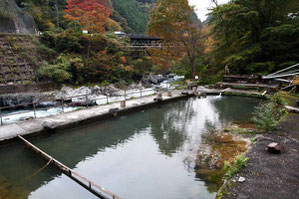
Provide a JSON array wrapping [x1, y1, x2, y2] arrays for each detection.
[[211, 96, 261, 123], [149, 99, 194, 156], [0, 96, 259, 199]]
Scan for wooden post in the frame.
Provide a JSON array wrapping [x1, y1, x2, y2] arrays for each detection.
[[106, 95, 109, 104], [86, 95, 89, 109], [0, 109, 3, 126], [62, 98, 64, 112], [120, 100, 126, 108], [192, 87, 198, 96], [33, 103, 36, 118]]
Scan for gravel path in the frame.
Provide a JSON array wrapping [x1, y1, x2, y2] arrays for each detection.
[[222, 114, 299, 199]]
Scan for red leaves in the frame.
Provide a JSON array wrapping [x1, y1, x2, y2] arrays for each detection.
[[64, 0, 112, 33]]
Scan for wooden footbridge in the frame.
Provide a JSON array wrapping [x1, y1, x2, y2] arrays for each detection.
[[124, 33, 163, 57], [18, 135, 121, 199]]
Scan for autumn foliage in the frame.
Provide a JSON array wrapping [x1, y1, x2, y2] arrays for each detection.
[[148, 0, 204, 76], [64, 0, 112, 33]]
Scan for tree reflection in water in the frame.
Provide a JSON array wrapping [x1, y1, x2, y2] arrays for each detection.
[[149, 99, 195, 157]]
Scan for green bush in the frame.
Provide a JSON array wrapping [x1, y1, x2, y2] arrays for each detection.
[[37, 55, 72, 83], [271, 93, 287, 105], [252, 102, 286, 132]]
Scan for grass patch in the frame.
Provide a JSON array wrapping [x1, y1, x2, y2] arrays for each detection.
[[224, 127, 259, 135], [223, 155, 248, 179]]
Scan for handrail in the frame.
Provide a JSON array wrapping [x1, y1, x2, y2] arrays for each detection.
[[0, 84, 173, 125], [18, 135, 122, 199]]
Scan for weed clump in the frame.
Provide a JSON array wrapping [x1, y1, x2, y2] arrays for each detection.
[[223, 155, 248, 179]]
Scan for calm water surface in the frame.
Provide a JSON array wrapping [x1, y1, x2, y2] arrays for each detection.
[[0, 96, 260, 199]]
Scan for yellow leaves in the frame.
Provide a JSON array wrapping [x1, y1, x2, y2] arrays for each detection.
[[124, 65, 134, 72], [45, 20, 55, 29], [105, 18, 122, 31], [204, 37, 216, 54]]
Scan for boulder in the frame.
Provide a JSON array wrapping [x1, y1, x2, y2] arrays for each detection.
[[0, 93, 47, 108], [267, 142, 281, 154], [43, 121, 59, 130], [55, 86, 92, 100], [142, 74, 165, 85], [238, 176, 246, 183], [0, 0, 36, 34], [92, 85, 101, 95], [108, 108, 119, 117], [101, 85, 123, 96]]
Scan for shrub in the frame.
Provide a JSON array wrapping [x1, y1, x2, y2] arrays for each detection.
[[252, 102, 286, 132], [24, 80, 32, 85], [271, 93, 287, 105], [37, 55, 72, 83]]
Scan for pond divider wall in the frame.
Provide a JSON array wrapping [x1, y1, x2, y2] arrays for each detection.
[[0, 91, 192, 146], [0, 88, 269, 146]]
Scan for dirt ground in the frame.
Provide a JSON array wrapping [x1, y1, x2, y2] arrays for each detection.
[[222, 114, 299, 199]]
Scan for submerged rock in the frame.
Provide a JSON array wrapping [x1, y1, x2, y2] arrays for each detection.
[[193, 128, 250, 191]]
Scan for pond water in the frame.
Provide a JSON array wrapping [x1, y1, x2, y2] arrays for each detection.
[[0, 96, 260, 199]]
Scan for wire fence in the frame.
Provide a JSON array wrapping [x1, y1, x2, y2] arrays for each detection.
[[0, 85, 173, 126]]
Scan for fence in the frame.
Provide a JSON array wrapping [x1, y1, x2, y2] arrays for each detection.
[[0, 85, 173, 126]]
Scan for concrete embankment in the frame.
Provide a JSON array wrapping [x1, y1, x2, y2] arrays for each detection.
[[198, 87, 271, 99], [0, 90, 192, 143]]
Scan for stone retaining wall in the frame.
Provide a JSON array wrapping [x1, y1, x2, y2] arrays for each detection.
[[0, 82, 55, 95]]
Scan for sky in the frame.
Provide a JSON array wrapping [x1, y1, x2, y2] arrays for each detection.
[[189, 0, 230, 21]]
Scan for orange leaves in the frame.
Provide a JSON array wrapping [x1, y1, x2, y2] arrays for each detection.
[[64, 0, 112, 33], [120, 56, 127, 64], [148, 0, 204, 75]]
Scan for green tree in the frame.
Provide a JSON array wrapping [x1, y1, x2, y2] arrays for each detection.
[[208, 0, 299, 74]]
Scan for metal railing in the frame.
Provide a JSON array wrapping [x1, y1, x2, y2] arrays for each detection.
[[0, 85, 173, 126], [18, 135, 121, 199]]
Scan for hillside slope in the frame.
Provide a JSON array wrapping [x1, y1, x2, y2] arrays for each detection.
[[111, 0, 154, 33], [0, 0, 36, 34]]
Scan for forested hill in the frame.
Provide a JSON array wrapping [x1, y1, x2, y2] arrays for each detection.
[[7, 0, 157, 33], [111, 0, 156, 33]]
